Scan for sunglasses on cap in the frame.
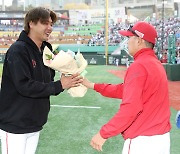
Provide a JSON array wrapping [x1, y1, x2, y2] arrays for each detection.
[[127, 25, 139, 37], [128, 25, 145, 39]]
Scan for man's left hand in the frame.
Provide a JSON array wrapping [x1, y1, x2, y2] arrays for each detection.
[[90, 132, 107, 151]]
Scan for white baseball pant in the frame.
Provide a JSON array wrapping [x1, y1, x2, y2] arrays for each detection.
[[122, 132, 170, 154], [0, 129, 40, 154]]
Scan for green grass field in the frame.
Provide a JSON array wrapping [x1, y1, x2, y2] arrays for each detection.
[[0, 64, 180, 154]]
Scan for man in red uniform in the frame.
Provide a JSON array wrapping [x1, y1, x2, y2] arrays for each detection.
[[82, 21, 171, 154]]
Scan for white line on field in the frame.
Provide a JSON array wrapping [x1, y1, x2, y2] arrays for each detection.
[[51, 105, 101, 109]]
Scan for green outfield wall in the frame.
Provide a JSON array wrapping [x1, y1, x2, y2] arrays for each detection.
[[1, 44, 179, 81]]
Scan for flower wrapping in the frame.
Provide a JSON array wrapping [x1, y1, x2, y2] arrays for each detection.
[[43, 46, 88, 97]]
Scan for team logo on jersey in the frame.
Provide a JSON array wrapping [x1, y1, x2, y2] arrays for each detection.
[[32, 59, 36, 68]]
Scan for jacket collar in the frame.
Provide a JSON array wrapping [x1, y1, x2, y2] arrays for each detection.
[[133, 48, 156, 60]]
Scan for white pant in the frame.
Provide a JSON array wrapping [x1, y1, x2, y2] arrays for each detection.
[[0, 129, 40, 154], [122, 132, 170, 154]]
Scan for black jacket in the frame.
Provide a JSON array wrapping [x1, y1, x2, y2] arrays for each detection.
[[0, 30, 63, 133]]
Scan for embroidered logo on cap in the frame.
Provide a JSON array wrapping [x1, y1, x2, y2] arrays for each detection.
[[135, 30, 144, 38]]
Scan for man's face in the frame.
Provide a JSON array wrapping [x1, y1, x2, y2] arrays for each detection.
[[127, 36, 138, 56], [30, 17, 53, 42]]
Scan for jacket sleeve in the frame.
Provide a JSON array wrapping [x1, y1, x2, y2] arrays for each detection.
[[6, 44, 63, 98], [94, 83, 124, 99], [99, 64, 147, 139]]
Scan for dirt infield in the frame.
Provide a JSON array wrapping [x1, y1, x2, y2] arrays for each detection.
[[108, 67, 180, 111]]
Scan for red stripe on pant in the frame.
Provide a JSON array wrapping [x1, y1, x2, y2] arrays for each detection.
[[6, 133, 8, 154], [128, 139, 132, 154]]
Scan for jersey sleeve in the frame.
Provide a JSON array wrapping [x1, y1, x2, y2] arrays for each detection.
[[94, 83, 124, 99]]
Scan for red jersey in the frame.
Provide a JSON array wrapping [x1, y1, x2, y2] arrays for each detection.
[[94, 48, 171, 139]]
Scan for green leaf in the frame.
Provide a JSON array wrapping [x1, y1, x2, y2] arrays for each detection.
[[53, 49, 59, 55], [45, 54, 53, 60]]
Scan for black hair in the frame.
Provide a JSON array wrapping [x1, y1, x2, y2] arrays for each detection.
[[24, 7, 57, 34]]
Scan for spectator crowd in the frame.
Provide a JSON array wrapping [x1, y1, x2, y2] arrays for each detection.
[[0, 17, 179, 63]]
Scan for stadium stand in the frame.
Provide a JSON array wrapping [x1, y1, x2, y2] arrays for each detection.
[[64, 24, 104, 35]]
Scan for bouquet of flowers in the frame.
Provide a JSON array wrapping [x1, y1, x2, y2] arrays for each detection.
[[43, 46, 88, 97]]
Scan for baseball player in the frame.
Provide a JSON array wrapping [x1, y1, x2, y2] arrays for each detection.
[[0, 7, 82, 154], [83, 21, 171, 154]]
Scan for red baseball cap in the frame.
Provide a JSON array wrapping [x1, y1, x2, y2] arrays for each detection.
[[119, 21, 157, 44]]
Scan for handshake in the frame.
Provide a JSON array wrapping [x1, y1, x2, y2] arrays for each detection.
[[43, 46, 88, 97]]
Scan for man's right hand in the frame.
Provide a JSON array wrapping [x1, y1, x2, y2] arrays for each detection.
[[60, 73, 83, 89], [82, 78, 94, 89]]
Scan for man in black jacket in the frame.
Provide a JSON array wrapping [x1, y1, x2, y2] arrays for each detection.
[[0, 7, 82, 154]]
